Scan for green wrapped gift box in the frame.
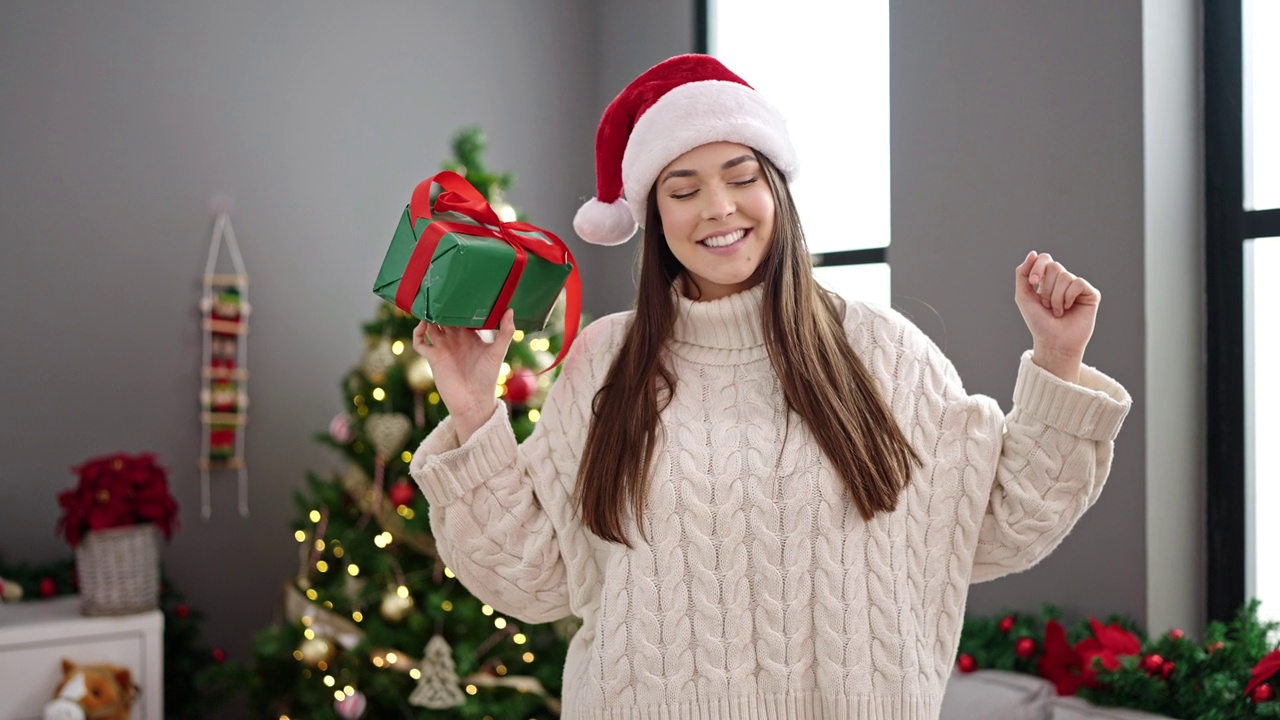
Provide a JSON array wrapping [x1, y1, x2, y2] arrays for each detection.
[[372, 172, 579, 334]]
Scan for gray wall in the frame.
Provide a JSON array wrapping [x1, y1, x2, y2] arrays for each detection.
[[1, 0, 1197, 701], [889, 1, 1150, 624]]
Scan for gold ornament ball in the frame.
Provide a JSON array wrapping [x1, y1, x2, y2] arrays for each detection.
[[381, 588, 415, 622], [406, 357, 435, 392], [298, 636, 335, 666]]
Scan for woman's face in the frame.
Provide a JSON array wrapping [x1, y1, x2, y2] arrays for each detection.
[[654, 141, 776, 301]]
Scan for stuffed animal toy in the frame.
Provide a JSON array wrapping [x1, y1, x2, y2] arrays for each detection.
[[43, 659, 138, 720]]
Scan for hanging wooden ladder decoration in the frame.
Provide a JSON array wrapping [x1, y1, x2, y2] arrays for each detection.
[[199, 209, 251, 519]]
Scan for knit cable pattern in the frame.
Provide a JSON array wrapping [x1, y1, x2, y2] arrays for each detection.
[[409, 286, 1131, 720]]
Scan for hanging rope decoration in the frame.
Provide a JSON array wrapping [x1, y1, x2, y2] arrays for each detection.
[[199, 197, 251, 519]]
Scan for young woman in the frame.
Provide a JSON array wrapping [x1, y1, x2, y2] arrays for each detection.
[[410, 55, 1131, 720]]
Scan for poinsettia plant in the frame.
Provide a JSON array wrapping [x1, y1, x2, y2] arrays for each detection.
[[57, 452, 179, 547]]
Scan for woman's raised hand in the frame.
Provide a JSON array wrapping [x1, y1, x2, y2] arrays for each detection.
[[411, 309, 517, 443], [1014, 251, 1100, 384]]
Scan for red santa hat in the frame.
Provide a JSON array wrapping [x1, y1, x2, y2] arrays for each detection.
[[573, 54, 798, 246]]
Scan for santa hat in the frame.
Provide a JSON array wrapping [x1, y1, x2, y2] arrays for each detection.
[[573, 54, 798, 246]]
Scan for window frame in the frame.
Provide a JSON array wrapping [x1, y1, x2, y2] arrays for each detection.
[[1204, 0, 1280, 622], [695, 0, 889, 281]]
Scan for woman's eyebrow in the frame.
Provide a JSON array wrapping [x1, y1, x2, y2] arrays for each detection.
[[660, 155, 758, 185]]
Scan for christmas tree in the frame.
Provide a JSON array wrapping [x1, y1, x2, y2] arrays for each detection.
[[249, 127, 576, 719]]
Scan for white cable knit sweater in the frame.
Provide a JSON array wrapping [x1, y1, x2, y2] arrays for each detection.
[[409, 284, 1132, 720]]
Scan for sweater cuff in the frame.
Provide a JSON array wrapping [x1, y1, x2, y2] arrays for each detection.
[[409, 404, 516, 506], [1012, 350, 1132, 442]]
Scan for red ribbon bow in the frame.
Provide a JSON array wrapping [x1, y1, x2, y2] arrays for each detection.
[[394, 171, 581, 372]]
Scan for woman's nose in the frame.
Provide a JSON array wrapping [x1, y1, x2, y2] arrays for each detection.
[[701, 186, 735, 220]]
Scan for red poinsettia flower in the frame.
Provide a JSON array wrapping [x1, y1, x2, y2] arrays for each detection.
[[56, 452, 179, 547], [1039, 620, 1089, 695], [1246, 650, 1280, 697], [1075, 618, 1142, 676]]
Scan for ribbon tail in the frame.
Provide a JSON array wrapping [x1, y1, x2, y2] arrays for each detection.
[[543, 263, 582, 374]]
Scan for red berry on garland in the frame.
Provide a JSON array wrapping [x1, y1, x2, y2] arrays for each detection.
[[1142, 654, 1165, 674], [1160, 660, 1175, 680], [999, 615, 1015, 633], [1208, 641, 1225, 653], [1169, 628, 1184, 640], [1015, 637, 1037, 659], [39, 577, 56, 597], [1253, 684, 1274, 703], [388, 480, 416, 508], [175, 604, 189, 619], [503, 368, 537, 405], [212, 647, 226, 664], [957, 653, 978, 673]]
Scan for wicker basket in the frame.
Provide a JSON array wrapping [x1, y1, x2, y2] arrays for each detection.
[[75, 523, 161, 616]]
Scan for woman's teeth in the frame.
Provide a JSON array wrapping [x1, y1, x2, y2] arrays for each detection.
[[701, 229, 745, 247]]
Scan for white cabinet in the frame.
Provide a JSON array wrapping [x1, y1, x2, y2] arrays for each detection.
[[0, 597, 163, 720]]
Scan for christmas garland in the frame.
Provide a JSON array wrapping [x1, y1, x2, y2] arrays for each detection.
[[0, 556, 248, 719], [957, 600, 1280, 719]]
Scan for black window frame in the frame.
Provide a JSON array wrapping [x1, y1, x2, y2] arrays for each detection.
[[695, 0, 889, 274], [1204, 1, 1280, 622]]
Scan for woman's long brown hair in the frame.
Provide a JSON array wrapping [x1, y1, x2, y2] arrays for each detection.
[[575, 152, 920, 546]]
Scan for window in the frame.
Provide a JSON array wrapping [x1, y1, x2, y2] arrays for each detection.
[[702, 0, 891, 307], [1205, 0, 1280, 624]]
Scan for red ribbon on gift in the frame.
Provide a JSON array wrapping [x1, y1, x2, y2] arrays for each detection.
[[393, 171, 582, 372]]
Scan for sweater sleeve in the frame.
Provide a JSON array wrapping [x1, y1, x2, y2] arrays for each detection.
[[969, 351, 1131, 583], [407, 318, 615, 623]]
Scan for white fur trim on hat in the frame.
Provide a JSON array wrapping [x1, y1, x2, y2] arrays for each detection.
[[573, 197, 637, 246], [621, 80, 797, 230]]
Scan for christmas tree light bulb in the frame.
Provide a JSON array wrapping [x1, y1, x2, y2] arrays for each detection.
[[466, 685, 478, 696], [295, 530, 306, 542], [444, 567, 455, 579], [428, 392, 440, 404], [333, 547, 344, 558], [401, 450, 412, 463], [529, 409, 541, 422], [387, 652, 398, 664], [513, 330, 525, 342], [513, 633, 527, 645], [481, 605, 493, 616], [392, 340, 405, 355], [352, 611, 363, 622], [494, 617, 507, 629], [315, 539, 325, 551], [344, 686, 355, 696], [496, 664, 507, 675], [442, 600, 454, 611], [409, 668, 421, 679], [372, 388, 386, 401], [304, 629, 315, 640], [293, 650, 304, 661], [324, 675, 336, 687], [334, 690, 345, 702], [348, 564, 360, 576], [523, 652, 535, 663], [500, 362, 512, 378], [306, 588, 319, 601], [317, 561, 329, 573], [310, 510, 322, 523], [397, 585, 409, 598]]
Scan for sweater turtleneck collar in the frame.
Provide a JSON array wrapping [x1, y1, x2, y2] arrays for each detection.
[[669, 282, 768, 359]]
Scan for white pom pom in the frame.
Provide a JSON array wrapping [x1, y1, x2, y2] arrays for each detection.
[[573, 197, 637, 246]]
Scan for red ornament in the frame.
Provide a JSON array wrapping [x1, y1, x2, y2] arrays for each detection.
[[1246, 650, 1280, 699], [1160, 660, 1176, 680], [999, 615, 1015, 633], [1168, 628, 1184, 640], [39, 577, 57, 597], [1142, 654, 1165, 674], [957, 653, 977, 673], [212, 647, 226, 664], [503, 368, 537, 405], [175, 604, 189, 619], [388, 480, 416, 508], [1253, 684, 1274, 703], [1015, 637, 1037, 659]]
